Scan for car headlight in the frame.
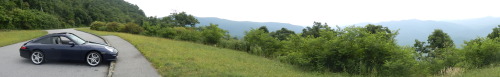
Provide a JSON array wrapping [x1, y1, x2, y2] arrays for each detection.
[[105, 46, 115, 52]]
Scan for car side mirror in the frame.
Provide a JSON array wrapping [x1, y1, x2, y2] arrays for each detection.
[[68, 41, 75, 46]]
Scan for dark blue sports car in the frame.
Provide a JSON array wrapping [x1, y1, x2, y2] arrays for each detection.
[[19, 32, 118, 66]]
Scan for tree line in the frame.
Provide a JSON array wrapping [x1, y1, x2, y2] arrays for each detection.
[[91, 12, 226, 45], [0, 0, 146, 29]]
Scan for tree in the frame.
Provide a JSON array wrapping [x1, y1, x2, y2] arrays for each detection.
[[427, 29, 454, 49], [258, 26, 269, 33], [0, 0, 147, 30], [244, 29, 280, 57], [414, 39, 429, 53], [365, 24, 391, 34], [201, 24, 227, 45], [270, 28, 295, 41], [487, 25, 500, 39], [302, 22, 332, 38], [463, 37, 500, 67], [169, 12, 199, 27]]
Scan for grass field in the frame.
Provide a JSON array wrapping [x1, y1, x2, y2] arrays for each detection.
[[458, 66, 500, 77], [0, 30, 47, 47], [76, 28, 344, 77]]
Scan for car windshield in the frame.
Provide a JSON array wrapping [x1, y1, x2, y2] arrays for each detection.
[[67, 34, 86, 45]]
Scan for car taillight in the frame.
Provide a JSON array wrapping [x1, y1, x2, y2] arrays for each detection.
[[20, 46, 27, 49]]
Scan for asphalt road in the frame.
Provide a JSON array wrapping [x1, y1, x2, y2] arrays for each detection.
[[0, 29, 108, 77]]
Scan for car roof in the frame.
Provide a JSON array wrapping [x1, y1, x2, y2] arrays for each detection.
[[32, 32, 75, 40]]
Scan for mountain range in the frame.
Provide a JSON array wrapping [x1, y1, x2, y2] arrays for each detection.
[[197, 17, 500, 47], [357, 17, 500, 46], [195, 17, 304, 38]]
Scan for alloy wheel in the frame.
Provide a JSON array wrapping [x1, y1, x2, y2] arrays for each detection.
[[86, 52, 101, 66], [31, 51, 44, 64]]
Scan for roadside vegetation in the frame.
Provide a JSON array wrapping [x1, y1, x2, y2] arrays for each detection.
[[77, 28, 342, 77], [0, 30, 46, 47]]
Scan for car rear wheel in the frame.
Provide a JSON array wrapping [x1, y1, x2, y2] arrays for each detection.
[[86, 51, 101, 66], [31, 51, 45, 65]]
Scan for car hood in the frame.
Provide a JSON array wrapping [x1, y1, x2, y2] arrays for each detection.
[[83, 41, 111, 47]]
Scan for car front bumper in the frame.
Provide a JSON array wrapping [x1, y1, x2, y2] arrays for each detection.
[[102, 49, 118, 61]]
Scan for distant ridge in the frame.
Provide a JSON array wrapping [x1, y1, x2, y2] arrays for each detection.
[[196, 17, 304, 38], [196, 16, 500, 47], [355, 17, 500, 46]]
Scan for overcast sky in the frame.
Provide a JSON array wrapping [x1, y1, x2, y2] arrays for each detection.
[[123, 0, 500, 27]]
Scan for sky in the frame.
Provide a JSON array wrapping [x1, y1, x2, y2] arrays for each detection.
[[123, 0, 500, 27]]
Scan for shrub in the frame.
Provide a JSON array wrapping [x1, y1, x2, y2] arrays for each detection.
[[90, 21, 106, 30], [277, 25, 412, 75], [98, 25, 107, 31], [249, 45, 264, 56], [380, 47, 419, 76], [142, 22, 162, 36], [244, 29, 281, 57], [201, 24, 227, 45], [462, 38, 500, 68], [159, 27, 176, 39], [217, 39, 249, 51], [123, 22, 144, 34], [105, 22, 123, 32], [170, 27, 202, 42]]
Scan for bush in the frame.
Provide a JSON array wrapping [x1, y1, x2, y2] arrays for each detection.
[[90, 21, 106, 30], [122, 22, 144, 34], [201, 24, 227, 45], [159, 27, 176, 39], [380, 47, 419, 76], [217, 39, 249, 51], [462, 38, 500, 68], [141, 22, 163, 36], [98, 25, 107, 31], [105, 22, 123, 32], [169, 27, 202, 42], [244, 29, 281, 57], [277, 25, 413, 75]]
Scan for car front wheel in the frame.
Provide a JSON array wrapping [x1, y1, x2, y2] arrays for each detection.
[[86, 51, 102, 66], [31, 51, 45, 65]]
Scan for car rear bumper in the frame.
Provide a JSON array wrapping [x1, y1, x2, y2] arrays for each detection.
[[19, 49, 31, 59]]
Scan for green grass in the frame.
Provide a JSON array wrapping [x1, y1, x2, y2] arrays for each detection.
[[458, 66, 500, 77], [0, 30, 47, 47], [76, 28, 344, 77]]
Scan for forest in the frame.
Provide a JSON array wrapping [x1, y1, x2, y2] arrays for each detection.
[[0, 0, 145, 29], [1, 0, 499, 76]]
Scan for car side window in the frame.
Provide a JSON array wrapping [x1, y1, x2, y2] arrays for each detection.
[[34, 37, 57, 44], [59, 36, 72, 45]]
